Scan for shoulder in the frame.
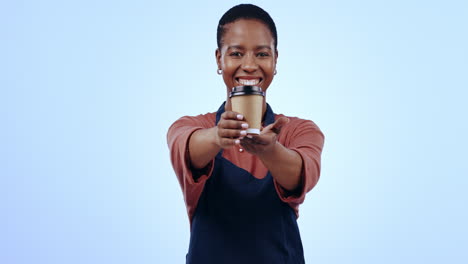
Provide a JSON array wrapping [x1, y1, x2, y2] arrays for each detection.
[[169, 112, 217, 130], [274, 113, 324, 147], [275, 114, 322, 133], [166, 111, 217, 146]]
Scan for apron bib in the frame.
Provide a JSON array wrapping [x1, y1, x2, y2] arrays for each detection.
[[186, 103, 305, 264]]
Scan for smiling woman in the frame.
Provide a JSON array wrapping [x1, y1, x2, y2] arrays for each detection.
[[167, 4, 325, 264], [216, 19, 277, 97]]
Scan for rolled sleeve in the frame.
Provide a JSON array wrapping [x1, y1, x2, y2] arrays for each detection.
[[274, 118, 325, 216], [167, 114, 216, 221]]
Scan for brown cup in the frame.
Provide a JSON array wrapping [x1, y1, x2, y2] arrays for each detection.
[[229, 86, 265, 135]]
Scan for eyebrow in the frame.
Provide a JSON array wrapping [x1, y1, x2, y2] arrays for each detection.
[[227, 45, 272, 50], [256, 45, 273, 50]]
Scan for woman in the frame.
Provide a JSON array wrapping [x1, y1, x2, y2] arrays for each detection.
[[167, 4, 324, 263]]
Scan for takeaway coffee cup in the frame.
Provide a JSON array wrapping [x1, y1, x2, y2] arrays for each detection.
[[229, 86, 265, 135]]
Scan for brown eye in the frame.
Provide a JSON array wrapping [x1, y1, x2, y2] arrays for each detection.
[[257, 52, 269, 57], [230, 52, 242, 57]]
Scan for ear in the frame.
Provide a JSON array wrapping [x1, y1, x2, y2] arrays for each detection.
[[275, 49, 279, 65], [215, 48, 222, 70]]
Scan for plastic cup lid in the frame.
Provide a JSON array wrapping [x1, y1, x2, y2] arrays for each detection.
[[229, 86, 265, 97]]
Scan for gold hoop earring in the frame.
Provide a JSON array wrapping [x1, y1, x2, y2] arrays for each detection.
[[217, 69, 223, 75]]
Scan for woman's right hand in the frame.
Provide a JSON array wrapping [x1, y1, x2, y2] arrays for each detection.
[[215, 111, 249, 149]]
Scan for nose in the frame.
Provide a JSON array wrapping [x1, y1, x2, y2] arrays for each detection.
[[241, 54, 258, 72]]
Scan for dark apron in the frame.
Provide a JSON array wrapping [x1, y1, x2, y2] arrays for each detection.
[[186, 103, 305, 264]]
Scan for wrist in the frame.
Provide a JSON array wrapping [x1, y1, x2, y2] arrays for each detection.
[[210, 127, 223, 149]]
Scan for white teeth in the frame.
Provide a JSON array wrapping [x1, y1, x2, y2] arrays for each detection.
[[238, 79, 260, 85]]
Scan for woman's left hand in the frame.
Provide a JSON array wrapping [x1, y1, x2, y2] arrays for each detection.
[[240, 117, 289, 156]]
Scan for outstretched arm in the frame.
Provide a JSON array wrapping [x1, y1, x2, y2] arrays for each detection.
[[189, 111, 248, 169], [240, 117, 303, 191]]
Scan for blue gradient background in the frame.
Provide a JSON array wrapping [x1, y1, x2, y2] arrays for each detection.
[[1, 0, 467, 263]]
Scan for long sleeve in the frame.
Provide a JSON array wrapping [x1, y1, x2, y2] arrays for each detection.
[[273, 116, 325, 217], [166, 113, 216, 222]]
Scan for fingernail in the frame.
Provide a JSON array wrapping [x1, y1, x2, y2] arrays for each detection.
[[237, 114, 243, 120], [235, 139, 240, 144], [246, 135, 253, 138], [240, 130, 247, 136], [241, 123, 249, 129]]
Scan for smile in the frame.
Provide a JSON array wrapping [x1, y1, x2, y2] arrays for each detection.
[[236, 78, 262, 86]]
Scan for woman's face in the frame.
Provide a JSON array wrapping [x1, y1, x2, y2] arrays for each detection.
[[216, 19, 277, 95]]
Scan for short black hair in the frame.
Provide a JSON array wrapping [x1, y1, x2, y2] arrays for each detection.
[[217, 4, 278, 50]]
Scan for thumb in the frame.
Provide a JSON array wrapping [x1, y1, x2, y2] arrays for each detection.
[[271, 117, 289, 134]]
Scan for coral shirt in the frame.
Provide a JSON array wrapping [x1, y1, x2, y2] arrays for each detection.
[[167, 103, 325, 226]]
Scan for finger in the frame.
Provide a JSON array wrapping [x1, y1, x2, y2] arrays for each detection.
[[271, 117, 289, 134], [241, 135, 268, 145], [221, 111, 244, 121], [218, 128, 247, 138], [219, 119, 249, 130], [219, 138, 237, 147], [261, 123, 274, 133]]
